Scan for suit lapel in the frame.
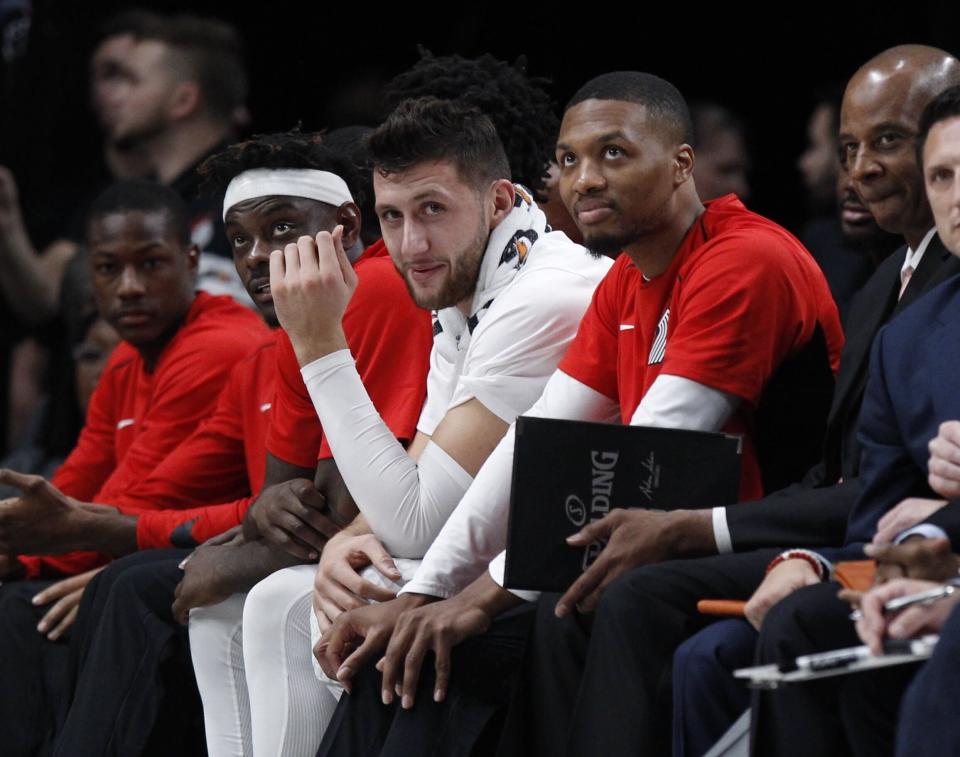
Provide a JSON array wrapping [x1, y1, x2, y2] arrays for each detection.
[[834, 234, 955, 420], [895, 234, 953, 315], [828, 248, 903, 424]]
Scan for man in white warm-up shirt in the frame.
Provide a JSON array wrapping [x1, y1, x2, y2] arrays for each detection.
[[312, 71, 841, 756]]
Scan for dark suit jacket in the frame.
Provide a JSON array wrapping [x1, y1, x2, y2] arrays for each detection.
[[923, 503, 960, 549], [825, 264, 960, 559], [726, 235, 960, 550]]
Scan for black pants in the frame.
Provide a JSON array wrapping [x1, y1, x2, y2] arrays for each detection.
[[498, 549, 777, 757], [897, 604, 960, 755], [318, 603, 537, 757], [751, 581, 920, 757], [0, 578, 69, 757], [52, 549, 204, 757]]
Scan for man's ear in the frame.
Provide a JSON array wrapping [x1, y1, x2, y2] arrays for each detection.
[[488, 179, 516, 228], [168, 81, 202, 121], [185, 243, 200, 274], [335, 202, 363, 250], [674, 144, 695, 186]]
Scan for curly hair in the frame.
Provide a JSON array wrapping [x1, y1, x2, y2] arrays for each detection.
[[385, 48, 558, 192], [197, 130, 365, 208]]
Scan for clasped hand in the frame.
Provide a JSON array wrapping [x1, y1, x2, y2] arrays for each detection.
[[313, 531, 400, 632], [317, 592, 490, 708], [245, 478, 340, 560]]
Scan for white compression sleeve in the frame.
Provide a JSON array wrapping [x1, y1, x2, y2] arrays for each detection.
[[301, 350, 474, 558], [630, 374, 740, 430], [400, 370, 621, 600]]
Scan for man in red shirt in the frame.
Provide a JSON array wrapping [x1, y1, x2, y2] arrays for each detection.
[[0, 178, 269, 756], [0, 179, 268, 580], [313, 72, 843, 756]]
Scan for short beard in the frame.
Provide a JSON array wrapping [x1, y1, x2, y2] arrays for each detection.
[[583, 229, 638, 259], [404, 217, 489, 311], [582, 198, 672, 259]]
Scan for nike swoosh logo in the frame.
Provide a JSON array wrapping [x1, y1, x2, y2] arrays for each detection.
[[117, 418, 135, 430], [260, 403, 272, 413], [619, 324, 635, 331]]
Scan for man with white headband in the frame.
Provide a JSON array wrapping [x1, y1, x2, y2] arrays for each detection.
[[23, 132, 432, 757], [230, 97, 610, 754]]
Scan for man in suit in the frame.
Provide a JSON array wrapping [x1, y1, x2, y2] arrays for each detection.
[[751, 81, 960, 757], [492, 45, 960, 757]]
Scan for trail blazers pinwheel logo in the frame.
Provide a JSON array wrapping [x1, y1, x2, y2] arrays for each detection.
[[648, 307, 669, 365]]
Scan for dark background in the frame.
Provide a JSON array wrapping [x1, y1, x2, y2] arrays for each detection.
[[2, 0, 959, 244]]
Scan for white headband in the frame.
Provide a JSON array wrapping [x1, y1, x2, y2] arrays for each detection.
[[222, 168, 354, 220]]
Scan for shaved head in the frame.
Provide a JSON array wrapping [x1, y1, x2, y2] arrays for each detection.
[[847, 45, 960, 121], [839, 45, 960, 244]]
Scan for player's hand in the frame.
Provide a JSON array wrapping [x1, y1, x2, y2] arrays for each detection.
[[77, 501, 121, 516], [32, 567, 103, 641], [852, 578, 958, 654], [173, 532, 298, 623], [556, 508, 705, 617], [199, 525, 244, 549], [172, 539, 244, 624], [269, 228, 356, 365], [744, 558, 822, 630], [378, 592, 492, 709], [316, 593, 428, 692], [244, 478, 340, 560], [866, 538, 960, 584], [873, 498, 948, 544], [313, 532, 400, 632], [929, 421, 960, 499], [0, 470, 85, 554]]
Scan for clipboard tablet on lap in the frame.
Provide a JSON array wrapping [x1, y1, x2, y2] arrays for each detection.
[[504, 416, 742, 592]]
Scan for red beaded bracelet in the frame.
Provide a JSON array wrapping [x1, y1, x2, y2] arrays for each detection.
[[766, 549, 825, 580]]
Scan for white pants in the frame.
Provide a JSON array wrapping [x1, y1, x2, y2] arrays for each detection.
[[190, 561, 416, 756], [189, 565, 337, 757]]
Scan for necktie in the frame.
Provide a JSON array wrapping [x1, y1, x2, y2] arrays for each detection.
[[899, 264, 914, 300]]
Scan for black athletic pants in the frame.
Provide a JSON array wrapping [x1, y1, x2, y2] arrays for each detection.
[[52, 549, 205, 757], [0, 578, 69, 757]]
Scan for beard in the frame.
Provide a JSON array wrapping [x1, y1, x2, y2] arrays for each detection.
[[582, 221, 646, 259], [583, 231, 633, 259], [402, 216, 489, 311], [581, 194, 673, 259]]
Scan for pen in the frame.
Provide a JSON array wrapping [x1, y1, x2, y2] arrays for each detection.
[[848, 581, 960, 621], [884, 584, 957, 614]]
